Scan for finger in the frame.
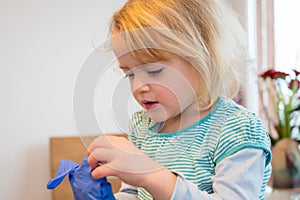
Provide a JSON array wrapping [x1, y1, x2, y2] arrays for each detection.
[[88, 148, 114, 169], [91, 164, 116, 179], [88, 154, 99, 169]]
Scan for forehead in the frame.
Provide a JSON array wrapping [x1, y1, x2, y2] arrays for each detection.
[[111, 31, 129, 58], [111, 32, 168, 68]]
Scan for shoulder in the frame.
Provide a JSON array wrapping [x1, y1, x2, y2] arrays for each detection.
[[217, 98, 265, 126], [212, 98, 272, 165], [209, 98, 266, 134], [220, 98, 266, 136]]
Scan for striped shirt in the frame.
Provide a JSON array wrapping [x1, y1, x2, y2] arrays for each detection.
[[129, 97, 272, 199]]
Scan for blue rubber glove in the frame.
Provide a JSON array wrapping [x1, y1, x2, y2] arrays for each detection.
[[47, 156, 115, 200]]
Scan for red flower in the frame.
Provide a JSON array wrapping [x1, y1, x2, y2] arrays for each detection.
[[272, 71, 289, 79], [293, 69, 300, 76], [260, 69, 289, 79], [260, 68, 300, 144], [260, 69, 275, 79], [289, 79, 300, 90]]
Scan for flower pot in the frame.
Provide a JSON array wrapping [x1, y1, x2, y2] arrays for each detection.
[[271, 138, 300, 188]]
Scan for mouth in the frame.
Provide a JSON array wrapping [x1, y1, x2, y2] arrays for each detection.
[[141, 100, 158, 110]]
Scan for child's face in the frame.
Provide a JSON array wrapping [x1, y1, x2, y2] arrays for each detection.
[[112, 31, 203, 129]]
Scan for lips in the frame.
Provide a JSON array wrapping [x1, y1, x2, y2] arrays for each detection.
[[141, 100, 158, 110]]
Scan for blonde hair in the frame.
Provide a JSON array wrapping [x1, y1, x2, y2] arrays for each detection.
[[110, 0, 247, 108]]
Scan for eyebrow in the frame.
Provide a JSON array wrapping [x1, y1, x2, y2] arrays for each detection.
[[119, 65, 130, 71]]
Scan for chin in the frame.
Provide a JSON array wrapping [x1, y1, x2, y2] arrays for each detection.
[[147, 109, 168, 123]]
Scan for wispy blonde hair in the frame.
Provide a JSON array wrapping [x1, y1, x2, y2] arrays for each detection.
[[110, 0, 247, 108]]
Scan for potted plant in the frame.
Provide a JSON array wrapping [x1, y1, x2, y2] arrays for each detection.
[[259, 68, 300, 188]]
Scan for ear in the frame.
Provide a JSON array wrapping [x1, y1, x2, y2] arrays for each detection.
[[47, 160, 80, 189]]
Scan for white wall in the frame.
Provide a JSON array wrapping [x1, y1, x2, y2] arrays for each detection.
[[0, 0, 126, 199]]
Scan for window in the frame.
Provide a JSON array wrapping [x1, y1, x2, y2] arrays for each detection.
[[274, 0, 300, 71], [256, 0, 300, 138]]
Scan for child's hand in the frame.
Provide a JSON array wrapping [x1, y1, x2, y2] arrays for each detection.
[[88, 135, 178, 199], [87, 135, 163, 187]]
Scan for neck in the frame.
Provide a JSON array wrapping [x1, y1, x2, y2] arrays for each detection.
[[158, 103, 216, 133]]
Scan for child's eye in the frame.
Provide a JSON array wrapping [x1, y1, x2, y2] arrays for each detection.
[[147, 68, 163, 75], [124, 72, 134, 79]]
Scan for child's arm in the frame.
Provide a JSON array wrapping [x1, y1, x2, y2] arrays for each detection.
[[171, 148, 267, 199]]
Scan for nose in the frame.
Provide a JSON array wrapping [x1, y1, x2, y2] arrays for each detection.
[[131, 75, 151, 95]]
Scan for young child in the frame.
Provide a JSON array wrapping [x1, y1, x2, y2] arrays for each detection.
[[88, 0, 272, 199]]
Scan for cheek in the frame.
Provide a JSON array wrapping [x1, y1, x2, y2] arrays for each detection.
[[164, 79, 198, 102], [162, 71, 199, 98], [152, 85, 181, 106]]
